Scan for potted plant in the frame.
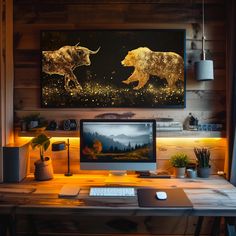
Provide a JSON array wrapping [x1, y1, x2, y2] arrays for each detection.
[[31, 133, 53, 181], [21, 113, 47, 131], [194, 147, 211, 178], [170, 153, 189, 178]]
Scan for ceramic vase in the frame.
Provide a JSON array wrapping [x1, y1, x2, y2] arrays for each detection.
[[197, 167, 211, 178], [174, 167, 186, 178], [34, 157, 54, 181]]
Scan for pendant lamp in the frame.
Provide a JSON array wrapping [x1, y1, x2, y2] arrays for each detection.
[[195, 0, 214, 81]]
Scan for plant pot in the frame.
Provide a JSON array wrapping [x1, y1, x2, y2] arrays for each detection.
[[174, 167, 186, 178], [34, 157, 54, 181], [197, 167, 211, 178]]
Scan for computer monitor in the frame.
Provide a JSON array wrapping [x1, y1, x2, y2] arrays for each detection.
[[80, 119, 156, 172]]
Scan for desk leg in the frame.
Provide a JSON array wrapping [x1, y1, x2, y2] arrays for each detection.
[[211, 217, 221, 236], [27, 215, 38, 236], [225, 217, 236, 236], [194, 216, 204, 236], [8, 215, 16, 236], [0, 215, 16, 236], [0, 215, 7, 236]]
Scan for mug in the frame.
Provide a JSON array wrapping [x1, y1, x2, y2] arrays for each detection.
[[186, 169, 197, 179]]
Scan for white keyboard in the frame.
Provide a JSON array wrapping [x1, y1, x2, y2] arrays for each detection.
[[89, 187, 135, 197]]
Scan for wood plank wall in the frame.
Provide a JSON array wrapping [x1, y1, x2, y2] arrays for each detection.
[[13, 0, 227, 174], [0, 0, 14, 182]]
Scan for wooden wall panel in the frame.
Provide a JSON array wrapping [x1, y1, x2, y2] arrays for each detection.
[[22, 137, 226, 174], [13, 0, 227, 174], [1, 0, 14, 182], [13, 67, 226, 91]]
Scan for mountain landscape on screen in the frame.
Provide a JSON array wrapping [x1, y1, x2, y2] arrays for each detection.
[[81, 131, 152, 161]]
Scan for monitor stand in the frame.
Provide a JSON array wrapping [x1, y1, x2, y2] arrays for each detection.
[[105, 171, 132, 185]]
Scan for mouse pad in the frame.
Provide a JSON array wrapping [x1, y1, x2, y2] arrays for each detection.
[[137, 188, 193, 208]]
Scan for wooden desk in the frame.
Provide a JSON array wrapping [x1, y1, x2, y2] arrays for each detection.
[[0, 174, 236, 235]]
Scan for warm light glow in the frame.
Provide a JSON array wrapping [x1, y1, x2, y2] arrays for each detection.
[[18, 137, 80, 141], [156, 138, 226, 148], [18, 136, 224, 144], [16, 137, 80, 147], [16, 137, 33, 142], [158, 137, 224, 142]]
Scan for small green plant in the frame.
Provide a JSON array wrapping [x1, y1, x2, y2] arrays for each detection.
[[170, 153, 189, 168], [22, 113, 47, 129], [22, 113, 41, 123], [31, 133, 50, 162], [194, 147, 211, 168]]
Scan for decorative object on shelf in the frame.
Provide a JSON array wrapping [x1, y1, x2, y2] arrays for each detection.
[[170, 153, 189, 178], [21, 113, 47, 131], [46, 120, 58, 131], [186, 113, 198, 131], [63, 119, 77, 131], [155, 117, 174, 122], [156, 121, 183, 131], [41, 29, 186, 108], [95, 112, 135, 119], [197, 123, 223, 131], [194, 147, 211, 178], [31, 133, 53, 181], [52, 139, 72, 176], [194, 0, 214, 81], [186, 169, 197, 179]]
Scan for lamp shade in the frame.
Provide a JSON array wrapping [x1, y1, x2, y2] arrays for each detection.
[[195, 60, 214, 81], [52, 141, 66, 151]]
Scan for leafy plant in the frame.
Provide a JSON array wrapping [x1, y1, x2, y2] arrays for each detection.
[[22, 113, 41, 123], [22, 113, 47, 129], [170, 153, 189, 168], [194, 147, 211, 168], [31, 133, 50, 162]]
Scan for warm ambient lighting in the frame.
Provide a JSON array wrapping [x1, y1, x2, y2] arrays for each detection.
[[158, 137, 223, 141], [17, 137, 79, 141], [18, 137, 222, 142], [194, 0, 214, 81]]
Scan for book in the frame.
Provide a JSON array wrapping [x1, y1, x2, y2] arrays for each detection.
[[156, 121, 183, 131]]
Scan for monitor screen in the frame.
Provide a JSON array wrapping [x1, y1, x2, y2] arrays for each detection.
[[80, 119, 156, 171]]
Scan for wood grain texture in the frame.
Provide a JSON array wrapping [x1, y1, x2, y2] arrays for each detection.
[[16, 215, 211, 236], [14, 137, 226, 174], [0, 175, 235, 216], [13, 0, 227, 176], [1, 0, 14, 182], [0, 175, 230, 234]]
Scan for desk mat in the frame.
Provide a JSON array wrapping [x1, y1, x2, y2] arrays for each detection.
[[137, 188, 193, 208]]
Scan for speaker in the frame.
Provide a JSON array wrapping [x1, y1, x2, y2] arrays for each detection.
[[63, 119, 77, 131], [3, 143, 29, 182]]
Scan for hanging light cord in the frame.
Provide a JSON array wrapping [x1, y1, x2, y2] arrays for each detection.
[[201, 0, 206, 60]]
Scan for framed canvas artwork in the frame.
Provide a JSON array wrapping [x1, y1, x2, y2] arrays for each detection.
[[41, 29, 186, 108]]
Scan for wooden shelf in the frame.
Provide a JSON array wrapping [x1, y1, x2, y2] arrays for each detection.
[[17, 129, 80, 138], [16, 129, 225, 138], [156, 130, 225, 138]]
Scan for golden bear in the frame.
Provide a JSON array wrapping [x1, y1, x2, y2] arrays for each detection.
[[121, 47, 184, 90]]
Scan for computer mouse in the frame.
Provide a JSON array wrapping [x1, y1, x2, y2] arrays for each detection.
[[156, 191, 167, 200]]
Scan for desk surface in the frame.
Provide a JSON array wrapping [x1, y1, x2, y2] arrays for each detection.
[[0, 174, 236, 217]]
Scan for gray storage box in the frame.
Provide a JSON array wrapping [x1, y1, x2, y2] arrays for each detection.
[[3, 143, 29, 182]]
